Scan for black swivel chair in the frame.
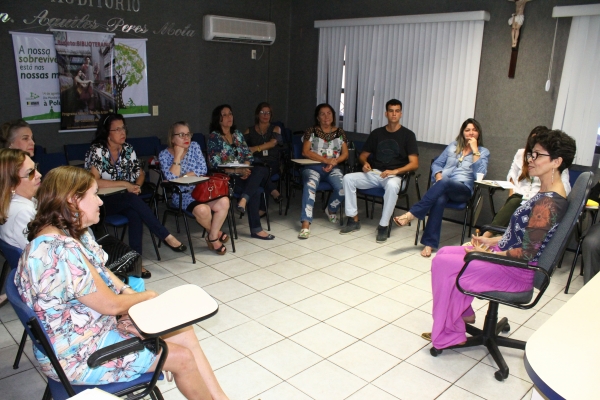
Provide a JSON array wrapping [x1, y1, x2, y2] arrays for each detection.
[[429, 171, 594, 381]]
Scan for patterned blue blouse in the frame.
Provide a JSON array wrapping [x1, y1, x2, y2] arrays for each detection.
[[159, 141, 207, 209], [207, 130, 253, 169]]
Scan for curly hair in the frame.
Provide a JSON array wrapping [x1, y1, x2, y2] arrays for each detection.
[[518, 125, 549, 182], [0, 149, 29, 224], [454, 118, 483, 154], [1, 119, 31, 149], [210, 104, 236, 135], [530, 129, 576, 173], [27, 166, 95, 241], [92, 113, 126, 148]]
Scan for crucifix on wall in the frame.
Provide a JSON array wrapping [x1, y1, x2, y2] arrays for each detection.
[[508, 0, 533, 78]]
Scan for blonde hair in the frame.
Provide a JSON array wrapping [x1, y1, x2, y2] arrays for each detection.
[[0, 149, 29, 224], [167, 121, 190, 149], [27, 166, 95, 241], [1, 119, 30, 149]]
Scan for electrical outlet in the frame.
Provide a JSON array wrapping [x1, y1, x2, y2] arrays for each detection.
[[251, 49, 257, 59], [152, 105, 159, 116]]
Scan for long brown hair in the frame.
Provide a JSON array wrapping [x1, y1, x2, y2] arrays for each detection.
[[27, 166, 95, 241], [0, 149, 29, 224], [518, 126, 549, 182], [455, 118, 483, 154]]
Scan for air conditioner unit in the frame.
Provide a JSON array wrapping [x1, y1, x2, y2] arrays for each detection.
[[203, 15, 276, 45]]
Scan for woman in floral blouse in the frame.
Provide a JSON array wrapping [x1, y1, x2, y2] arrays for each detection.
[[159, 121, 230, 255], [207, 104, 274, 240], [16, 166, 229, 399], [298, 103, 348, 239], [85, 114, 186, 277]]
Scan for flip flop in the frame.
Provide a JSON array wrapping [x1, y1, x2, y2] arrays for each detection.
[[421, 332, 432, 341], [393, 214, 413, 227], [421, 246, 433, 258]]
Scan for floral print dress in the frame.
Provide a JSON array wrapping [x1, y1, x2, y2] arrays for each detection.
[[84, 142, 141, 183], [15, 232, 156, 384]]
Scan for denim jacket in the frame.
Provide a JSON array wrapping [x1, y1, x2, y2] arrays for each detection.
[[431, 141, 489, 193]]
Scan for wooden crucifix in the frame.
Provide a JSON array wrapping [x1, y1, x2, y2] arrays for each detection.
[[508, 0, 533, 78]]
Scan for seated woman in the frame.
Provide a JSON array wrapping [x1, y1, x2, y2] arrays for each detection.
[[393, 118, 489, 257], [0, 149, 41, 307], [16, 166, 228, 399], [423, 130, 575, 349], [207, 104, 274, 240], [298, 103, 348, 239], [480, 125, 571, 238], [85, 114, 186, 278], [1, 119, 35, 156], [159, 121, 230, 255], [243, 102, 283, 203]]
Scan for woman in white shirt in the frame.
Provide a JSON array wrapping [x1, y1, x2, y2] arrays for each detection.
[[481, 126, 571, 238], [0, 149, 42, 307]]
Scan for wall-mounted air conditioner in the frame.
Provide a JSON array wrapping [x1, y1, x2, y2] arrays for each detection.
[[203, 15, 276, 45]]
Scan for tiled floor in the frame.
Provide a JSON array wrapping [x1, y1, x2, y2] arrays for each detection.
[[0, 197, 585, 400]]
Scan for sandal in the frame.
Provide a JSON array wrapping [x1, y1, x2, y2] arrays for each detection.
[[393, 213, 414, 227], [141, 268, 151, 279], [298, 228, 310, 239], [324, 208, 338, 224], [420, 246, 433, 258], [421, 332, 432, 341], [236, 205, 246, 217], [205, 236, 227, 255], [218, 231, 229, 243]]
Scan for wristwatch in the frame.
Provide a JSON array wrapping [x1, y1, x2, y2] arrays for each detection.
[[119, 284, 131, 294], [473, 151, 481, 156], [173, 161, 181, 166]]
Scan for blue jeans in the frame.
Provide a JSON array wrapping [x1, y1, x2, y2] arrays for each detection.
[[301, 165, 344, 223], [410, 179, 471, 248]]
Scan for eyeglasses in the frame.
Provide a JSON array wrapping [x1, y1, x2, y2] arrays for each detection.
[[109, 126, 127, 133], [174, 132, 192, 139], [20, 163, 38, 180], [526, 151, 551, 161], [259, 111, 272, 115]]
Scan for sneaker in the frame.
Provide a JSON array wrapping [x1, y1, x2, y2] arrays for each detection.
[[325, 208, 338, 224], [376, 225, 388, 243], [340, 217, 361, 234], [298, 228, 310, 239]]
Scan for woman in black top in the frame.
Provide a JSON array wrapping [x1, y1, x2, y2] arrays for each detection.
[[243, 102, 283, 203]]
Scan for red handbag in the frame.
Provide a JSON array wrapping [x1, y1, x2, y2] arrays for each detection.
[[191, 173, 230, 202]]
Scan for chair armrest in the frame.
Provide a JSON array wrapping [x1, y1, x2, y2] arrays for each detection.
[[160, 181, 184, 212], [481, 224, 507, 234]]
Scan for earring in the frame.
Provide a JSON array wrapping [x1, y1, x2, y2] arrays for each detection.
[[11, 189, 15, 195]]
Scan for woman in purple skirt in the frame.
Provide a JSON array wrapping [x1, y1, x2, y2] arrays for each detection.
[[423, 130, 576, 349]]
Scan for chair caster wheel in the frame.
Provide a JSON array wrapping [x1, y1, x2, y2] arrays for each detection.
[[495, 370, 507, 381], [430, 347, 443, 357], [502, 323, 511, 333]]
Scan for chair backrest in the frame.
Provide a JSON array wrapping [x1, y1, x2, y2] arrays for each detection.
[[64, 143, 91, 165], [0, 238, 23, 269], [128, 136, 161, 157], [534, 171, 594, 288], [192, 133, 207, 153], [38, 152, 68, 176], [292, 135, 303, 159]]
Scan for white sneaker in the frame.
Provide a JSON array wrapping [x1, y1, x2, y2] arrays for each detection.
[[325, 208, 338, 224]]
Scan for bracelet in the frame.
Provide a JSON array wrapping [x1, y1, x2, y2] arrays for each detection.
[[119, 284, 131, 294], [257, 146, 261, 152], [473, 151, 481, 156], [173, 161, 181, 166]]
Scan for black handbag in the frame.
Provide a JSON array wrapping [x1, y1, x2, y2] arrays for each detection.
[[96, 234, 143, 278]]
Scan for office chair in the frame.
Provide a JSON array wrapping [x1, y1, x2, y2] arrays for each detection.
[[63, 143, 92, 167], [429, 171, 593, 381], [6, 269, 168, 400]]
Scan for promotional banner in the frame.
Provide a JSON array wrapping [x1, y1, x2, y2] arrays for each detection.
[[114, 38, 150, 117], [10, 32, 61, 124], [53, 30, 116, 131]]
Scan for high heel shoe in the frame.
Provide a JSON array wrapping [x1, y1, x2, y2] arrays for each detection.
[[205, 236, 227, 255], [163, 241, 187, 252], [236, 205, 246, 217]]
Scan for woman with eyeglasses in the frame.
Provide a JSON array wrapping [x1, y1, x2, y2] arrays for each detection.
[[207, 104, 274, 240], [0, 149, 42, 307], [243, 102, 283, 203], [159, 122, 231, 255], [1, 119, 35, 156], [478, 126, 571, 239], [85, 114, 186, 277], [422, 130, 575, 351], [393, 118, 489, 257]]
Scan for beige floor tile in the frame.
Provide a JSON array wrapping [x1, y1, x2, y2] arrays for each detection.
[[322, 282, 377, 306], [214, 357, 282, 400], [257, 307, 319, 337], [323, 244, 367, 261], [372, 362, 451, 400], [345, 384, 400, 400], [291, 294, 350, 320], [406, 346, 478, 383], [321, 262, 369, 281], [383, 284, 432, 308], [356, 295, 414, 322], [251, 382, 313, 400], [325, 308, 387, 339], [294, 252, 339, 269], [288, 360, 367, 400], [367, 246, 413, 262], [144, 276, 188, 294], [210, 257, 261, 277], [455, 363, 532, 400], [350, 273, 402, 294], [269, 243, 314, 258], [217, 321, 284, 355], [392, 309, 433, 336], [261, 281, 317, 305], [249, 339, 322, 379], [289, 323, 357, 358], [227, 292, 286, 319], [235, 269, 287, 290], [178, 266, 229, 287], [199, 336, 244, 370], [329, 341, 400, 382], [405, 272, 433, 293], [266, 260, 315, 279], [240, 250, 289, 267], [395, 253, 434, 272], [436, 385, 485, 399], [197, 304, 251, 335], [202, 278, 256, 303], [363, 324, 428, 360], [375, 263, 424, 283], [292, 270, 344, 292], [345, 253, 391, 271]]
